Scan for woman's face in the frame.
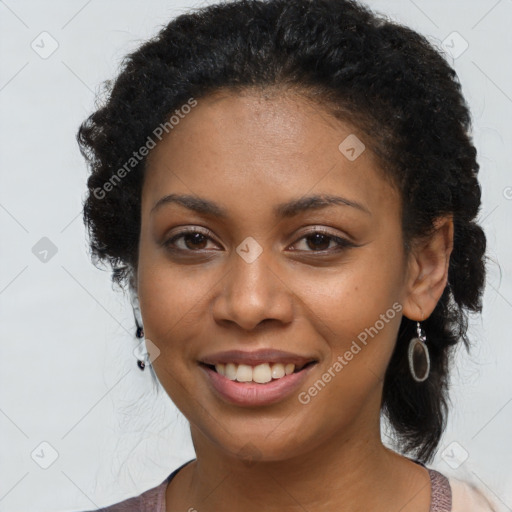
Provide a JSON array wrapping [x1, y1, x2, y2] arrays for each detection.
[[137, 89, 414, 462]]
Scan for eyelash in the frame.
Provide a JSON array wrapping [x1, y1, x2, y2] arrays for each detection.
[[163, 227, 357, 254]]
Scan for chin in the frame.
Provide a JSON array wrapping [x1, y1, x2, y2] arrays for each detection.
[[192, 417, 320, 465]]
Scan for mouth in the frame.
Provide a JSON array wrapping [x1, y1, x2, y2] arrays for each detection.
[[199, 360, 317, 384], [197, 349, 319, 407]]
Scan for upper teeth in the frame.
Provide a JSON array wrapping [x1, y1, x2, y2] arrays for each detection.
[[214, 362, 296, 383]]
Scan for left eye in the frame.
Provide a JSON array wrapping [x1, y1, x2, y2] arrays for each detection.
[[290, 232, 354, 252]]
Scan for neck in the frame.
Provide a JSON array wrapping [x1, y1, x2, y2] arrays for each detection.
[[166, 420, 431, 512]]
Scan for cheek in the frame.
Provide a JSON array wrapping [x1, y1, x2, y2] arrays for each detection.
[[284, 251, 404, 390], [136, 250, 219, 358], [288, 252, 403, 335], [136, 259, 216, 412], [290, 266, 403, 435]]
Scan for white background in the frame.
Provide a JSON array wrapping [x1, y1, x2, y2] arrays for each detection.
[[1, 1, 511, 511]]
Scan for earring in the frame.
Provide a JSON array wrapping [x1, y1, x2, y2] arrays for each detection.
[[135, 324, 147, 371], [408, 321, 430, 382], [130, 288, 148, 371]]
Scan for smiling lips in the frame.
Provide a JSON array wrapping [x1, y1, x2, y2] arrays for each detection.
[[199, 349, 317, 406], [200, 348, 316, 384], [214, 362, 297, 384]]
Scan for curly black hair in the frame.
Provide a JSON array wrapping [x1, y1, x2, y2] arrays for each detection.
[[77, 0, 486, 463]]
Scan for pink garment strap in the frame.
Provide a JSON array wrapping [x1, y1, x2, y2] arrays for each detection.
[[428, 468, 452, 512]]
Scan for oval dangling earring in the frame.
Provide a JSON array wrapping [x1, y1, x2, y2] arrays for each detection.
[[408, 321, 430, 382]]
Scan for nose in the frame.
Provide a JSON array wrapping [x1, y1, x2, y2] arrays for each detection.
[[211, 248, 294, 332]]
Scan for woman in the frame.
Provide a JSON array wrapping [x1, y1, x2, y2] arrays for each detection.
[[77, 0, 497, 510]]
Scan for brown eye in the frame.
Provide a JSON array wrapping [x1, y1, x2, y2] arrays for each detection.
[[163, 228, 220, 252], [182, 232, 208, 250], [304, 233, 332, 251], [290, 229, 356, 253]]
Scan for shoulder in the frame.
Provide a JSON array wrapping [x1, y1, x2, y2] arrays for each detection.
[[448, 476, 499, 512], [83, 459, 195, 512], [424, 465, 499, 512], [80, 477, 168, 512]]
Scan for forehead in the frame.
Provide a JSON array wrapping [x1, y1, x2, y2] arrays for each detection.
[[142, 89, 399, 218]]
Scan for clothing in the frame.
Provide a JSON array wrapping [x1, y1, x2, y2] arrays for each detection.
[[86, 458, 496, 512]]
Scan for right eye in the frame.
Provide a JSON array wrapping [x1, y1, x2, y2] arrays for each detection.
[[163, 228, 222, 252]]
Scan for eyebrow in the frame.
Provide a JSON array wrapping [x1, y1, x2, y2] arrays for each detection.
[[151, 193, 371, 217]]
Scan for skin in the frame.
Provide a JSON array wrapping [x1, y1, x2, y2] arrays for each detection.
[[135, 87, 454, 512]]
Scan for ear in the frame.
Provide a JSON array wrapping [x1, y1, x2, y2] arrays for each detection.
[[401, 215, 454, 321]]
